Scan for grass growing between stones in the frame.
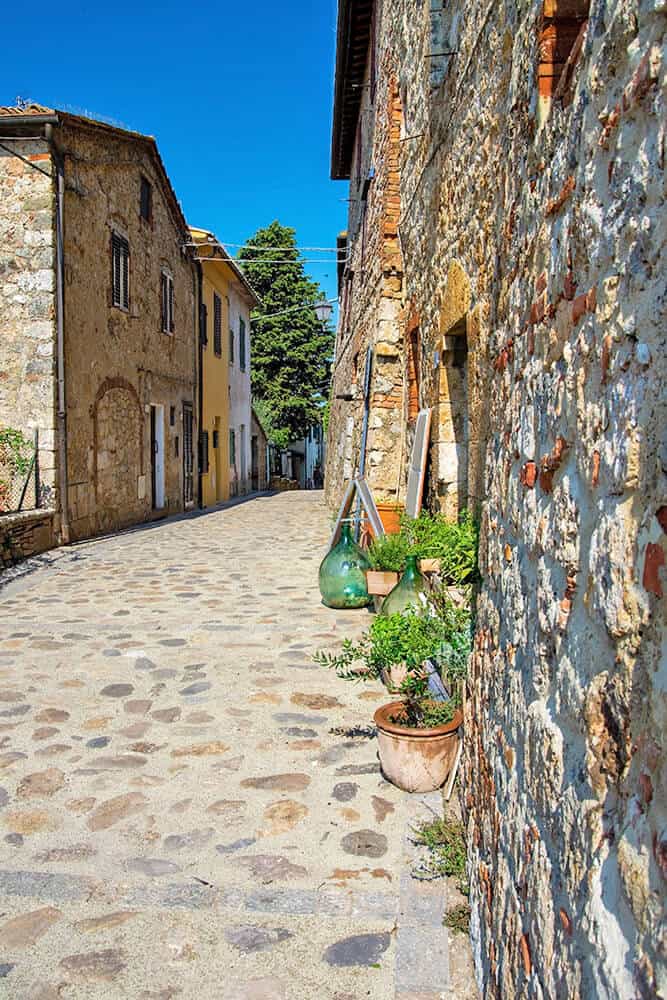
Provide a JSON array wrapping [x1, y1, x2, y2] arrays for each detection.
[[411, 815, 468, 894], [444, 902, 471, 935]]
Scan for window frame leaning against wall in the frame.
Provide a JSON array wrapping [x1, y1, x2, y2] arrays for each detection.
[[213, 292, 222, 357], [160, 268, 175, 334], [111, 231, 130, 311]]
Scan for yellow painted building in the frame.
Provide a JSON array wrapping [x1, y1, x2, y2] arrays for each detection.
[[189, 228, 259, 507]]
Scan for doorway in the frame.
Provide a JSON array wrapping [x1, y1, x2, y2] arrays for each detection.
[[239, 424, 247, 494], [150, 404, 165, 509], [251, 434, 259, 491], [214, 416, 223, 501], [182, 403, 194, 506]]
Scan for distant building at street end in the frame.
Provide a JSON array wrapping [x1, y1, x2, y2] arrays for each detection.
[[189, 227, 260, 507], [0, 104, 198, 542]]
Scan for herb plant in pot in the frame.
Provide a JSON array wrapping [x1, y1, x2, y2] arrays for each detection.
[[314, 606, 470, 793], [365, 531, 412, 599]]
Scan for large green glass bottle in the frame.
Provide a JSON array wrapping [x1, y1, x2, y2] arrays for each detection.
[[381, 554, 426, 615], [319, 523, 372, 609]]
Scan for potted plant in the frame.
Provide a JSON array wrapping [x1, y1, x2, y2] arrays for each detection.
[[314, 602, 471, 793], [365, 531, 411, 598], [402, 510, 480, 589]]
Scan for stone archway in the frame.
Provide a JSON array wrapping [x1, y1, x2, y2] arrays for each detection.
[[92, 378, 144, 520], [435, 260, 488, 517]]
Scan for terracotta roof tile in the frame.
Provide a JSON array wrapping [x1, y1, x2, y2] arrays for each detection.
[[0, 103, 54, 117]]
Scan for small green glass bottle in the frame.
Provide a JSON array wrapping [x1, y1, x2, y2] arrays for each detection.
[[319, 523, 372, 609], [381, 554, 426, 615]]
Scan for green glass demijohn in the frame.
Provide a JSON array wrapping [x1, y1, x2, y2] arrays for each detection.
[[319, 522, 372, 609], [381, 554, 426, 616]]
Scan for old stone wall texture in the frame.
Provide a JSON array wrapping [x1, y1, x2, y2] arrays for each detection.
[[0, 509, 55, 568], [58, 118, 198, 540], [328, 0, 666, 996], [0, 139, 58, 511]]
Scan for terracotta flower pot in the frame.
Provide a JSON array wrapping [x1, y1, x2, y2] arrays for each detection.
[[419, 558, 441, 574], [375, 502, 404, 535], [373, 701, 462, 793], [366, 570, 399, 596]]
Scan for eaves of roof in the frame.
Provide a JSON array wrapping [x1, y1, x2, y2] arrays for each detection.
[[330, 0, 373, 180], [189, 227, 262, 308], [0, 106, 189, 238]]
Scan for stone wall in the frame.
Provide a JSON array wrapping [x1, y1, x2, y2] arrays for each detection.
[[0, 509, 55, 569], [328, 0, 666, 996], [0, 138, 58, 512], [325, 53, 408, 508], [58, 117, 198, 540]]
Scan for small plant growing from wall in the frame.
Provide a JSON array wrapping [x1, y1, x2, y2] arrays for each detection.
[[0, 427, 33, 513]]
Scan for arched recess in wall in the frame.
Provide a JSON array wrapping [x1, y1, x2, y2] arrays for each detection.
[[91, 377, 144, 509], [435, 261, 489, 518]]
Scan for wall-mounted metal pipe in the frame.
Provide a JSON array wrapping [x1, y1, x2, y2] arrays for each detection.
[[45, 122, 70, 544]]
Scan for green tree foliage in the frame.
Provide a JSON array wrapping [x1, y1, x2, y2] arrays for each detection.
[[238, 221, 334, 446]]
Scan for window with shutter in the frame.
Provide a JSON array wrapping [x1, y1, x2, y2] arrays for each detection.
[[239, 318, 246, 371], [111, 233, 129, 309], [229, 325, 235, 365], [161, 270, 174, 333], [140, 176, 152, 221], [213, 293, 222, 357], [200, 430, 209, 474], [229, 428, 236, 466]]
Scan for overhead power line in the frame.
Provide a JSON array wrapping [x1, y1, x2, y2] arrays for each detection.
[[223, 242, 345, 253]]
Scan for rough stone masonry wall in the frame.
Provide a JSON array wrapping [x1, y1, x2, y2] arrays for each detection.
[[58, 120, 197, 540], [382, 0, 666, 996], [325, 38, 408, 509], [0, 139, 58, 511]]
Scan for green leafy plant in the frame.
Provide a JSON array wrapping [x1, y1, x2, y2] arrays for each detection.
[[402, 509, 480, 585], [0, 427, 33, 477], [411, 815, 469, 892], [314, 604, 470, 729], [367, 531, 413, 572]]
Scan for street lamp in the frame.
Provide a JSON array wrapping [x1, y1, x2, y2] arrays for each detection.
[[314, 299, 334, 325]]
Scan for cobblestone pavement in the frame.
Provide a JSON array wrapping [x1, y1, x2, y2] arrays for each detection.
[[0, 492, 473, 1000]]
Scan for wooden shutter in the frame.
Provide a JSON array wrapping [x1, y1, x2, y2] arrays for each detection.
[[160, 272, 167, 331], [112, 233, 129, 309], [168, 276, 174, 332]]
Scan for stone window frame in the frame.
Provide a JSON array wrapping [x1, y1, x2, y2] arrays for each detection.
[[160, 268, 175, 335], [111, 230, 130, 312]]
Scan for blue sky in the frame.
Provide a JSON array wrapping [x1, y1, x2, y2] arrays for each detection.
[[0, 0, 346, 305]]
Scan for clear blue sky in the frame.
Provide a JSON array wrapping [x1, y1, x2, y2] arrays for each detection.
[[0, 0, 346, 305]]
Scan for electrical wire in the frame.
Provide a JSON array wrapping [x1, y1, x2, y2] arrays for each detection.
[[222, 242, 345, 252]]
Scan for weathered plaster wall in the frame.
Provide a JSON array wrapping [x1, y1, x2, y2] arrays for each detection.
[[199, 257, 231, 507], [0, 139, 58, 511], [228, 286, 252, 496], [58, 119, 198, 540], [329, 0, 666, 996]]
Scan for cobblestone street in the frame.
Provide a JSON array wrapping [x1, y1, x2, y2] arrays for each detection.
[[0, 492, 471, 999]]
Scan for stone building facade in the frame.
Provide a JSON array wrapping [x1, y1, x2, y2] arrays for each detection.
[[0, 105, 198, 542], [327, 2, 666, 998]]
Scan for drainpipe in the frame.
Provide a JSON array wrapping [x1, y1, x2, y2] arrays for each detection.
[[45, 124, 70, 545]]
